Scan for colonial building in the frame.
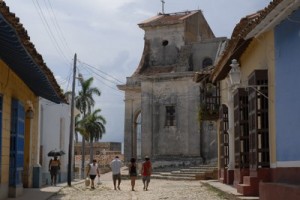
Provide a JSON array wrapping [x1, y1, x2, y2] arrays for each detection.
[[211, 0, 300, 199], [0, 2, 65, 199], [118, 10, 226, 168]]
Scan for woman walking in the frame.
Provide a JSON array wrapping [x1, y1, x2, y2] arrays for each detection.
[[128, 157, 137, 191]]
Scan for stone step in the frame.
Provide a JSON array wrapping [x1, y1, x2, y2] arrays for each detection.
[[120, 165, 218, 181], [179, 169, 217, 173], [160, 172, 196, 177], [151, 174, 196, 181]]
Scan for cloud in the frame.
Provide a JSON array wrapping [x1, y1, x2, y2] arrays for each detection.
[[6, 0, 271, 144]]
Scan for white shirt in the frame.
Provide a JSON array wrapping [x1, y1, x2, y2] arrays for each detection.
[[110, 158, 122, 175], [89, 163, 98, 175]]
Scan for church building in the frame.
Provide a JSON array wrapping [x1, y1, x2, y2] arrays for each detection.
[[118, 10, 226, 168]]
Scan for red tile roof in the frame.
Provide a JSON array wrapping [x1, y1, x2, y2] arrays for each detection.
[[211, 0, 284, 82], [139, 10, 198, 27]]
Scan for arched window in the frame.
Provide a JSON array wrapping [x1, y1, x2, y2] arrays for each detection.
[[188, 54, 193, 71], [202, 57, 213, 68]]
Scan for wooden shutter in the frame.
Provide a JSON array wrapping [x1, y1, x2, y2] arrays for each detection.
[[9, 99, 25, 186]]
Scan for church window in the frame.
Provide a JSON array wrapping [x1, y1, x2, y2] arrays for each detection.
[[165, 105, 176, 126], [188, 54, 194, 71], [202, 57, 213, 68], [162, 40, 169, 46]]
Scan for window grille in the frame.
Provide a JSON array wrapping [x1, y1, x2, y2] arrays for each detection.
[[248, 70, 270, 169], [234, 88, 249, 168], [199, 81, 220, 120], [219, 104, 229, 168]]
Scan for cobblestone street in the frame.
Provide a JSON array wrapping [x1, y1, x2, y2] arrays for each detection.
[[49, 178, 227, 200]]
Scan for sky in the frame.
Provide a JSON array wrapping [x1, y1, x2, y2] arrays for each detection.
[[5, 0, 271, 144]]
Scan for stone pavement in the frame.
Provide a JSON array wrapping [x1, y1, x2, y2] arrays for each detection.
[[5, 168, 259, 200]]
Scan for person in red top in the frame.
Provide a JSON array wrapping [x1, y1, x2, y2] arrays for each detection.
[[141, 156, 152, 191]]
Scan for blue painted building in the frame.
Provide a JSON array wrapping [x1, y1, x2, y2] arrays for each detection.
[[275, 8, 300, 164]]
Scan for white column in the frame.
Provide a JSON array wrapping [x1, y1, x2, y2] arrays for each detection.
[[226, 83, 235, 170]]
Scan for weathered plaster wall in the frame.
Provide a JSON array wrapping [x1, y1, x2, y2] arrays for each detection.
[[141, 76, 200, 158], [144, 25, 184, 67], [191, 39, 226, 71], [123, 88, 141, 161]]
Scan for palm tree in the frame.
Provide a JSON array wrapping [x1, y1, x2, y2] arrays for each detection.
[[75, 74, 101, 178], [81, 109, 106, 162]]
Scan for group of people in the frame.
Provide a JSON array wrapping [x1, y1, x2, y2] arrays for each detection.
[[128, 156, 152, 191], [86, 155, 152, 191]]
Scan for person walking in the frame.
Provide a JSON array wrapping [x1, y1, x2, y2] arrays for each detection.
[[141, 156, 152, 191], [128, 157, 137, 191], [49, 156, 60, 186], [86, 159, 100, 189], [110, 156, 123, 190]]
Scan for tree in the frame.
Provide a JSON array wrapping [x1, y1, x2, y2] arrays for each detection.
[[82, 109, 106, 162], [75, 74, 101, 178]]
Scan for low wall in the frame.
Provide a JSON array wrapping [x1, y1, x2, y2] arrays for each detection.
[[260, 182, 300, 200]]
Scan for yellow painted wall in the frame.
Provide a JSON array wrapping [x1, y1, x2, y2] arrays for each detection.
[[239, 31, 276, 165], [0, 59, 39, 188]]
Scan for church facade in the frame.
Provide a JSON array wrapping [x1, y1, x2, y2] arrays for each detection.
[[118, 10, 226, 168]]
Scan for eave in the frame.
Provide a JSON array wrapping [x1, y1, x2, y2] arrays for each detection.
[[0, 2, 65, 103], [210, 0, 289, 83]]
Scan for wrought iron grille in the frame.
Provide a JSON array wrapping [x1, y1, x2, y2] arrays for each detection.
[[234, 88, 249, 168], [248, 70, 270, 169], [219, 104, 229, 168]]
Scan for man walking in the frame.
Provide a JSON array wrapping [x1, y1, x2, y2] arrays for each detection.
[[110, 156, 122, 190], [141, 156, 152, 191]]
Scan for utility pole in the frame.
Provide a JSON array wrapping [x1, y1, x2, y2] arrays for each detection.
[[68, 53, 77, 186]]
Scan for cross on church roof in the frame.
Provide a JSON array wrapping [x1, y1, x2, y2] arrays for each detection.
[[161, 0, 165, 14]]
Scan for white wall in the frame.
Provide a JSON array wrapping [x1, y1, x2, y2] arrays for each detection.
[[39, 98, 72, 185]]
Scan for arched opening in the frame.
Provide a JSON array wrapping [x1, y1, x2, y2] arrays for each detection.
[[202, 57, 213, 68]]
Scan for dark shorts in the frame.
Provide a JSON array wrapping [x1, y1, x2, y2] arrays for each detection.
[[50, 166, 59, 176], [112, 173, 121, 181], [142, 176, 151, 182], [90, 175, 97, 180]]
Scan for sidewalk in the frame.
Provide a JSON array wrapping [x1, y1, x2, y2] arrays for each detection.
[[5, 179, 84, 200], [201, 180, 259, 200], [5, 169, 116, 200]]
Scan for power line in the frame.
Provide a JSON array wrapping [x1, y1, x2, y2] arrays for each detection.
[[44, 0, 74, 56], [78, 60, 125, 85], [31, 0, 71, 65], [77, 64, 124, 97]]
